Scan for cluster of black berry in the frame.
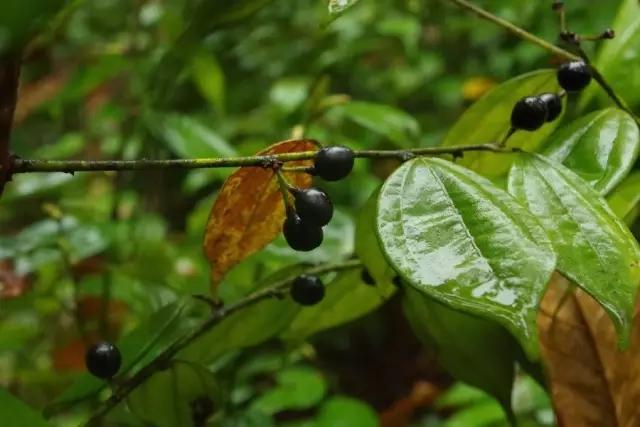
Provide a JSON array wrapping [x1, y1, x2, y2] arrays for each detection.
[[283, 145, 355, 252], [511, 60, 591, 132]]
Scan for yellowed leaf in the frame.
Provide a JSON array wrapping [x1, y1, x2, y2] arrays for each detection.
[[203, 139, 315, 290], [538, 274, 640, 427]]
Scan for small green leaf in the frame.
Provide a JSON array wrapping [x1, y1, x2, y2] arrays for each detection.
[[0, 387, 53, 427], [607, 172, 640, 224], [157, 114, 236, 158], [251, 367, 326, 415], [442, 70, 562, 177], [404, 288, 516, 412], [315, 396, 378, 427], [377, 157, 556, 358], [328, 0, 361, 15], [281, 269, 395, 341], [543, 109, 639, 194], [508, 153, 640, 347], [339, 101, 420, 148]]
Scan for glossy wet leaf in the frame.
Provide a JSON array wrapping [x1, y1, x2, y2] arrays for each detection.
[[543, 108, 639, 194], [128, 362, 219, 427], [403, 288, 516, 413], [0, 387, 52, 427], [339, 101, 420, 148], [281, 269, 395, 341], [580, 0, 640, 108], [607, 172, 640, 224], [203, 139, 315, 288], [508, 153, 640, 347], [377, 157, 555, 358], [538, 275, 640, 427], [442, 70, 562, 177]]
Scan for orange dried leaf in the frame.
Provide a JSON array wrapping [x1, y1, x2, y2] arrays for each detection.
[[204, 139, 316, 289], [538, 274, 640, 427]]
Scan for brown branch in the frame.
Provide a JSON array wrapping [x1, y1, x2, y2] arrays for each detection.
[[0, 56, 20, 195]]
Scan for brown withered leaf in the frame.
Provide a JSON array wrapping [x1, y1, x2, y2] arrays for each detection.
[[204, 139, 315, 289], [0, 260, 31, 299], [538, 274, 640, 427]]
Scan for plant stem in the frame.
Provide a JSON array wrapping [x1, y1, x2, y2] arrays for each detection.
[[444, 0, 579, 61], [7, 143, 515, 175], [0, 56, 20, 194], [85, 260, 361, 425]]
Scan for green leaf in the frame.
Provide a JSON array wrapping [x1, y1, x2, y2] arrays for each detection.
[[404, 288, 516, 412], [315, 396, 378, 427], [579, 0, 640, 108], [128, 362, 219, 427], [157, 114, 236, 158], [281, 269, 395, 341], [442, 70, 562, 177], [543, 108, 639, 194], [0, 387, 52, 427], [0, 0, 65, 52], [190, 51, 225, 113], [251, 367, 326, 415], [339, 101, 420, 148], [607, 172, 640, 224], [328, 0, 361, 15], [354, 189, 397, 286], [376, 157, 556, 358], [508, 153, 640, 347]]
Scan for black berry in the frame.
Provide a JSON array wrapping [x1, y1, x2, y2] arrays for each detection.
[[601, 28, 615, 39], [361, 268, 376, 286], [313, 146, 355, 181], [538, 93, 562, 122], [85, 341, 121, 379], [292, 188, 333, 226], [511, 96, 548, 131], [283, 211, 323, 251], [557, 61, 591, 92], [290, 275, 325, 306]]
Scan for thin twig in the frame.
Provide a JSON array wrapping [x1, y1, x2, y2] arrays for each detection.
[[6, 143, 516, 175], [85, 260, 361, 425]]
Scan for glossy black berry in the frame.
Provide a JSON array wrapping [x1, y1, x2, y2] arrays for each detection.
[[292, 188, 333, 226], [313, 146, 355, 181], [511, 96, 548, 131], [361, 268, 376, 286], [283, 211, 323, 251], [557, 61, 591, 92], [538, 93, 562, 122], [85, 341, 121, 379], [290, 275, 325, 306]]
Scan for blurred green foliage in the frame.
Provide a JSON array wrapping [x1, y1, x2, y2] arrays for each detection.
[[0, 0, 638, 425]]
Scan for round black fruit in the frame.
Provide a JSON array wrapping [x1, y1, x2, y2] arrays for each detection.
[[511, 96, 548, 131], [283, 212, 323, 251], [292, 188, 333, 226], [85, 341, 121, 379], [538, 93, 562, 122], [290, 275, 325, 306], [557, 61, 591, 92], [313, 146, 355, 181]]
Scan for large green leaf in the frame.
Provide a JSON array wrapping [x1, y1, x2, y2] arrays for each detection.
[[579, 0, 640, 108], [0, 388, 52, 427], [376, 157, 556, 358], [508, 153, 640, 346], [403, 288, 516, 414], [250, 367, 326, 415], [607, 172, 640, 224], [543, 109, 639, 195], [156, 114, 236, 158], [281, 269, 395, 341], [442, 70, 562, 177]]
